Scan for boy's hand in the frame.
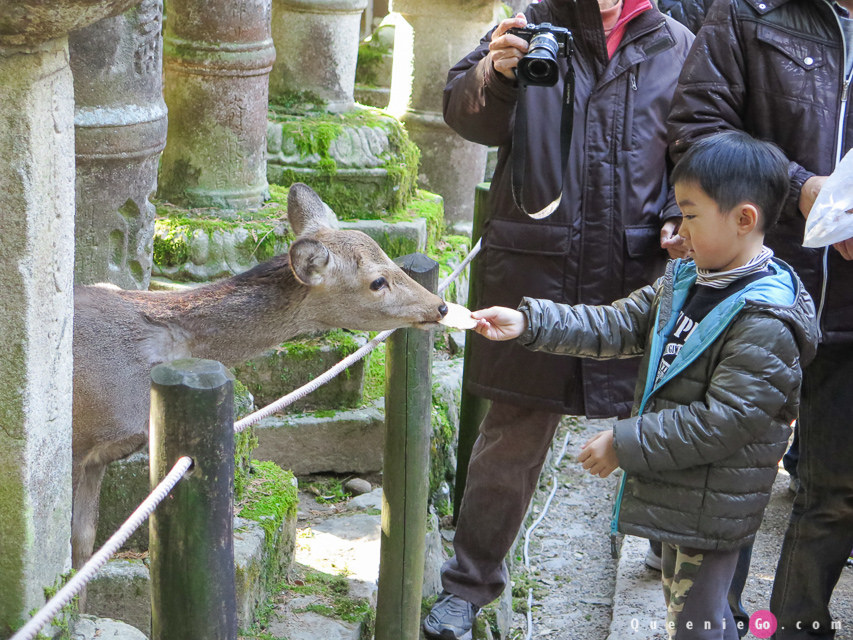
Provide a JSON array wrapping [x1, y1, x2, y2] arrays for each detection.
[[471, 306, 527, 341], [578, 430, 619, 478]]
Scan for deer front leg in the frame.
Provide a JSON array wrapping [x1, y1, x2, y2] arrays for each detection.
[[71, 460, 107, 569]]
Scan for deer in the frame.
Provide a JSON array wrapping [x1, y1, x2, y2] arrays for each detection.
[[71, 182, 449, 570]]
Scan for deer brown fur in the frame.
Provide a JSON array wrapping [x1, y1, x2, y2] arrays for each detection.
[[71, 183, 447, 569]]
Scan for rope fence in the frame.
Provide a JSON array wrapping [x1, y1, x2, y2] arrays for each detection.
[[14, 238, 483, 639], [10, 456, 193, 640]]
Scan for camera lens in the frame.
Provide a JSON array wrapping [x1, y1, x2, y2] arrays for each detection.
[[518, 32, 560, 86]]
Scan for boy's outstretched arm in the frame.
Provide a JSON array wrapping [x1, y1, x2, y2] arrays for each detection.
[[472, 306, 527, 341], [578, 430, 619, 478]]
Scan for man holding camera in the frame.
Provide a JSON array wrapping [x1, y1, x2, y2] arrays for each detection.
[[422, 1, 693, 638]]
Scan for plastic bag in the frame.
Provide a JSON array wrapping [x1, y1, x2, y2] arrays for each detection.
[[803, 149, 853, 248]]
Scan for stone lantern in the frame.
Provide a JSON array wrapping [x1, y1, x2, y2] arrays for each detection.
[[390, 0, 500, 226], [0, 0, 143, 631], [69, 0, 168, 289], [269, 0, 369, 113]]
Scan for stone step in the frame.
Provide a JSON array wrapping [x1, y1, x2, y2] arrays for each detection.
[[232, 331, 369, 413], [253, 401, 386, 476], [70, 615, 147, 640]]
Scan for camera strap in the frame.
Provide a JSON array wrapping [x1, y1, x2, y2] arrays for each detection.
[[510, 65, 575, 219]]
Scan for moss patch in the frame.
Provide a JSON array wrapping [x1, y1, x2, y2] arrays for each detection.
[[284, 568, 372, 625], [362, 337, 386, 404], [267, 107, 420, 219], [237, 461, 298, 544]]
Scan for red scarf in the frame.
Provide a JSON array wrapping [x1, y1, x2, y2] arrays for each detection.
[[602, 0, 652, 57]]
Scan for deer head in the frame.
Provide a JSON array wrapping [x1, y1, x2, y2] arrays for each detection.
[[284, 182, 448, 331]]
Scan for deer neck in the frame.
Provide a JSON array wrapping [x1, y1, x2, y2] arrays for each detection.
[[162, 260, 326, 366]]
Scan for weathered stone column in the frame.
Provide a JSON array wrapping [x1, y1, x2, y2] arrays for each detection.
[[0, 0, 141, 631], [389, 0, 498, 225], [0, 41, 76, 635], [269, 0, 368, 113], [70, 0, 168, 289], [158, 0, 275, 210]]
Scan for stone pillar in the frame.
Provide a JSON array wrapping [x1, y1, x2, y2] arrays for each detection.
[[389, 0, 497, 225], [269, 0, 368, 113], [69, 0, 168, 289], [0, 1, 142, 631], [158, 0, 275, 210], [0, 40, 76, 635]]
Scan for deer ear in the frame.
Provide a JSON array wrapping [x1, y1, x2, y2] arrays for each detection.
[[287, 183, 333, 237], [289, 237, 331, 286]]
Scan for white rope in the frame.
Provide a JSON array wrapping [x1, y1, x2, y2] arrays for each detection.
[[235, 238, 483, 433], [234, 329, 395, 432], [11, 456, 193, 640], [523, 429, 572, 640], [438, 237, 481, 294]]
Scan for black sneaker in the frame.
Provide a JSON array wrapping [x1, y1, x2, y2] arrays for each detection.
[[423, 591, 479, 640]]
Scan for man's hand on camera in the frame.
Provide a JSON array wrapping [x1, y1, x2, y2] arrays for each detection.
[[489, 13, 529, 81]]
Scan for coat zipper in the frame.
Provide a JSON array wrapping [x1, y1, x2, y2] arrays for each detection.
[[623, 70, 638, 151], [815, 4, 852, 336]]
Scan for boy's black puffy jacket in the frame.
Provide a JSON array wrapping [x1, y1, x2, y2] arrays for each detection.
[[517, 259, 818, 549]]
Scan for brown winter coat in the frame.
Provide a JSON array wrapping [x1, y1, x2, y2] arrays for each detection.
[[444, 0, 695, 417], [668, 0, 853, 344]]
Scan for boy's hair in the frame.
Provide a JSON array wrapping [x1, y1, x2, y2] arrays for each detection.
[[671, 131, 790, 232]]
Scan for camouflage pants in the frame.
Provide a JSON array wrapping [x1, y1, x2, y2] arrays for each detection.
[[661, 544, 740, 640]]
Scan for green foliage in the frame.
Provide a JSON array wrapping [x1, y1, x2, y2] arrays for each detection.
[[27, 570, 78, 640], [300, 476, 351, 505], [237, 461, 298, 543], [355, 35, 392, 87], [362, 338, 386, 404]]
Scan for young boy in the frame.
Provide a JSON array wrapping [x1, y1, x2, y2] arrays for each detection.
[[471, 131, 818, 639]]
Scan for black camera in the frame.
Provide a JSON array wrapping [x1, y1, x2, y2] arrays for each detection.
[[507, 22, 573, 87]]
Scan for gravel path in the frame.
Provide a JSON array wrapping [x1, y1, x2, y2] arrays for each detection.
[[508, 416, 619, 640]]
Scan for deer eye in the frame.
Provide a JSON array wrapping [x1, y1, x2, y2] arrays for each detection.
[[370, 277, 388, 291]]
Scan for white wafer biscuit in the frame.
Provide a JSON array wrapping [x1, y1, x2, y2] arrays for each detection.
[[438, 302, 477, 330]]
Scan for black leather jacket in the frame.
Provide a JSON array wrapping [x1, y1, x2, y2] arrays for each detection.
[[669, 0, 853, 344]]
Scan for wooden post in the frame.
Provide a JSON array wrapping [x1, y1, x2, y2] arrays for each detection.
[[453, 182, 492, 523], [375, 253, 437, 640], [149, 358, 236, 640]]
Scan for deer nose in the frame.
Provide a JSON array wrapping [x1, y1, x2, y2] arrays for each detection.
[[438, 302, 449, 317]]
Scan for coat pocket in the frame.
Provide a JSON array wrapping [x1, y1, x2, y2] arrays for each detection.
[[624, 224, 661, 258], [755, 24, 827, 71], [480, 219, 571, 306]]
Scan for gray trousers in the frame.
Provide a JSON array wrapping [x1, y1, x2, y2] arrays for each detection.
[[441, 401, 562, 607]]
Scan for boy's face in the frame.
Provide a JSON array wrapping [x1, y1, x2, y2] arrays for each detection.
[[674, 181, 755, 272]]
